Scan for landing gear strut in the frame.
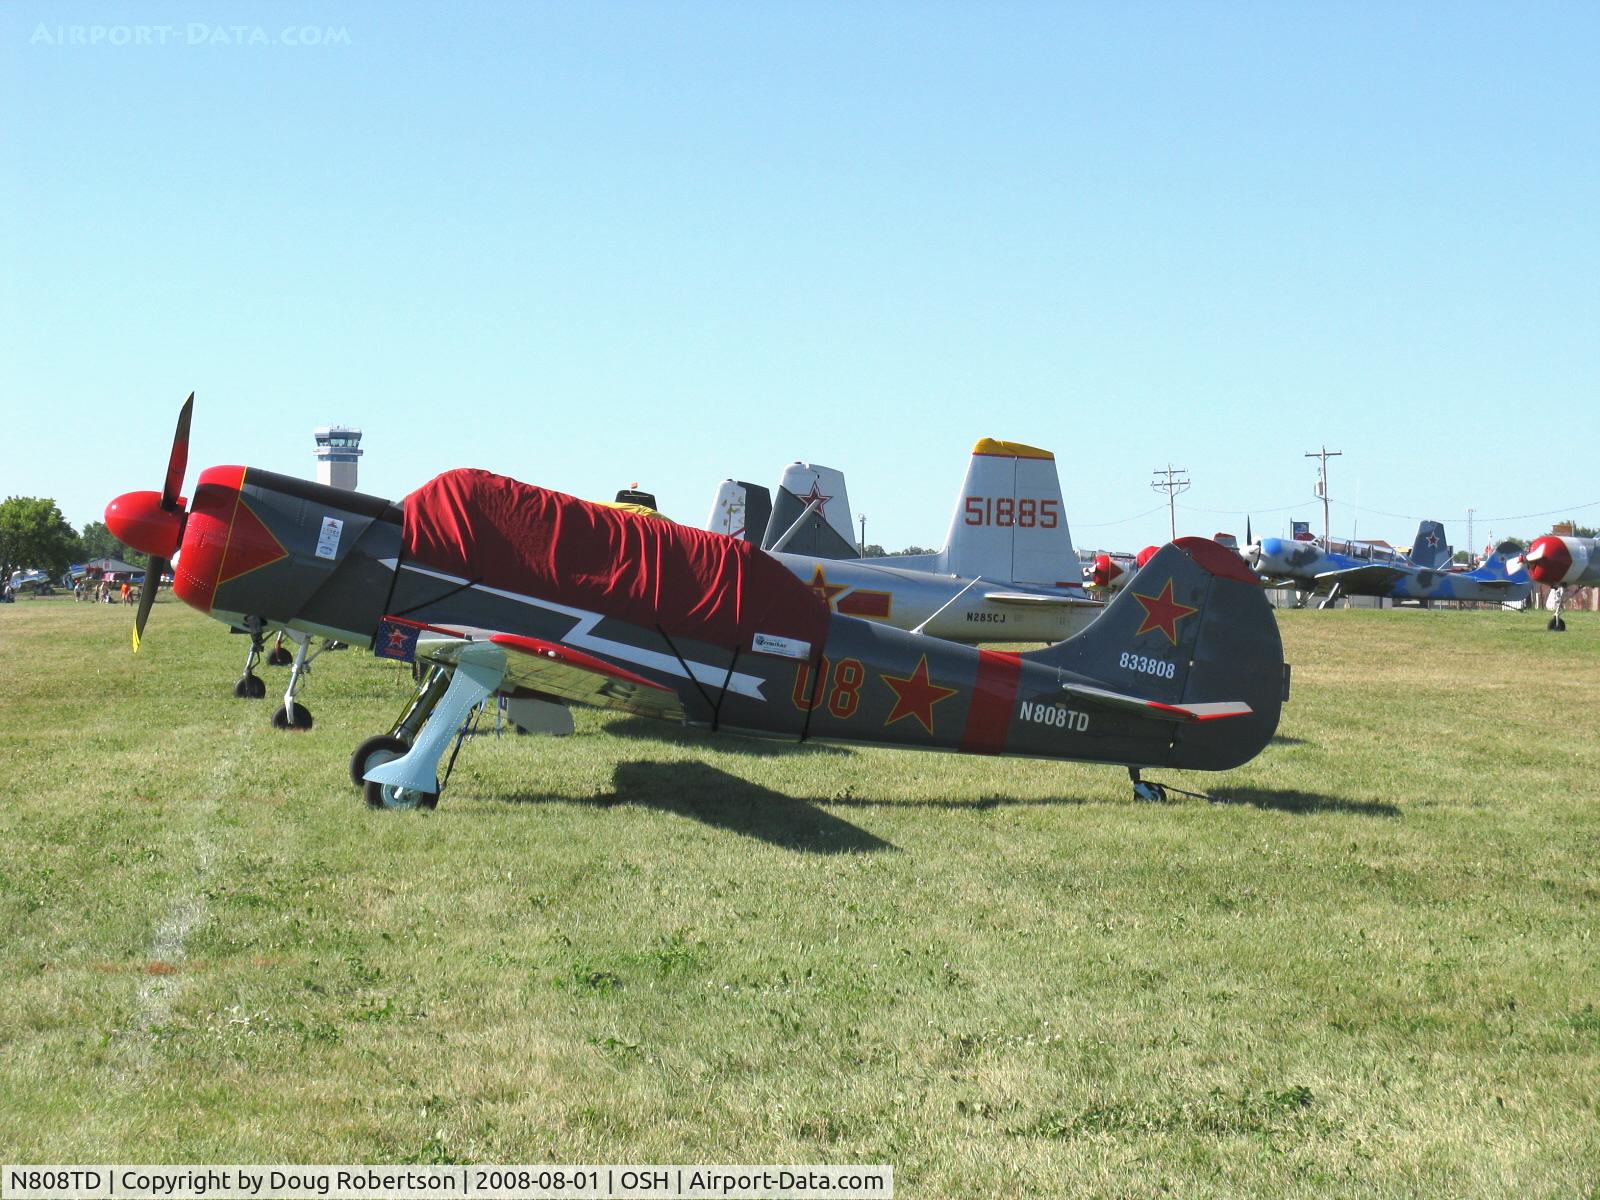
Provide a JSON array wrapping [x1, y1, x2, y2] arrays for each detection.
[[270, 630, 327, 731], [1548, 585, 1567, 632], [356, 648, 507, 811], [1317, 582, 1344, 610], [234, 618, 267, 699]]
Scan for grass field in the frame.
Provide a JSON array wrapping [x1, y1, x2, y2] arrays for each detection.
[[2, 596, 1598, 1197]]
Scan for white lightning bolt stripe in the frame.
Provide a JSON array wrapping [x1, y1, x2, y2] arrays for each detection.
[[378, 560, 767, 700]]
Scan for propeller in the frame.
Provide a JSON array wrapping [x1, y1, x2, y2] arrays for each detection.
[[1521, 535, 1571, 585], [105, 393, 193, 651], [1089, 553, 1122, 590]]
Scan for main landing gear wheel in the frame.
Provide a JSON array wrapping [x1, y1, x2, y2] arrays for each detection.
[[1549, 616, 1567, 632], [234, 674, 267, 699], [272, 702, 313, 731], [363, 776, 438, 811], [350, 733, 410, 788], [266, 644, 294, 666]]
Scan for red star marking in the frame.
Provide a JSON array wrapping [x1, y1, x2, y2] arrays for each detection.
[[1425, 533, 1439, 546], [797, 482, 832, 518], [385, 627, 412, 652], [881, 655, 958, 734], [1132, 579, 1198, 645], [808, 566, 847, 608]]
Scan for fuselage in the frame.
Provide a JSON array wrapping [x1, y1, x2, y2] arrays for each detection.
[[160, 466, 1277, 772]]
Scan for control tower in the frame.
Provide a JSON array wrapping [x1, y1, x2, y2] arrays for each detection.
[[313, 426, 363, 490]]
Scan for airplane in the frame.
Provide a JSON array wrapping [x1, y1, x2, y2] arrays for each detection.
[[1082, 527, 1246, 596], [708, 441, 1105, 643], [1520, 534, 1600, 631], [1246, 520, 1530, 609], [106, 396, 1288, 810]]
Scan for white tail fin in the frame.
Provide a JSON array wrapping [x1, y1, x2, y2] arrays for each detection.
[[762, 462, 859, 558], [937, 439, 1080, 585], [706, 479, 772, 544]]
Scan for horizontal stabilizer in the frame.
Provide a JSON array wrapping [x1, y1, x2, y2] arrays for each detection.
[[1060, 681, 1253, 722], [986, 591, 1102, 609]]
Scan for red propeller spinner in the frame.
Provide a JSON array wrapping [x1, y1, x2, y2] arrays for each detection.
[[1089, 554, 1123, 589], [104, 393, 193, 649], [1523, 535, 1574, 586]]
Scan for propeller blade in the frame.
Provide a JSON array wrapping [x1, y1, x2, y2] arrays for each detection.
[[162, 393, 194, 512], [1246, 516, 1253, 547], [132, 557, 167, 652]]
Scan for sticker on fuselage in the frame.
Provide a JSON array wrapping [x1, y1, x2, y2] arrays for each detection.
[[315, 516, 344, 560], [752, 632, 811, 660]]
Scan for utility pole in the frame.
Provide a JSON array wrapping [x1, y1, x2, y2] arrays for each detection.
[[1150, 464, 1191, 541], [1305, 445, 1342, 548], [1466, 508, 1475, 561], [858, 513, 867, 556]]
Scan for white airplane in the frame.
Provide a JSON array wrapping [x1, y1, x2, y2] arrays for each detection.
[[709, 440, 1103, 643]]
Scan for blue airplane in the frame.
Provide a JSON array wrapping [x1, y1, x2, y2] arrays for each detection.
[[1246, 520, 1530, 609]]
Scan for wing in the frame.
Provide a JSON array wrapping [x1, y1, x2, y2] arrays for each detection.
[[412, 626, 684, 721], [1310, 563, 1412, 591], [1059, 681, 1252, 722]]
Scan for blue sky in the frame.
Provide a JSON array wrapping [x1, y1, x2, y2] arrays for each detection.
[[3, 1, 1597, 554]]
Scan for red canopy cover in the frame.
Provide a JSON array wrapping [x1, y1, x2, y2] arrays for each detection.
[[402, 469, 829, 653]]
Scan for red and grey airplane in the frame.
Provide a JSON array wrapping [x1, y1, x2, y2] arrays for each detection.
[[106, 397, 1289, 810], [1521, 534, 1600, 631]]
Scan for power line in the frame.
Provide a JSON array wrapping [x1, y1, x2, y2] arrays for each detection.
[[1075, 503, 1171, 528], [1322, 496, 1600, 526]]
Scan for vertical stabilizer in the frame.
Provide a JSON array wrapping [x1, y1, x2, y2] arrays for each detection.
[[1410, 520, 1452, 569], [938, 439, 1080, 585], [707, 480, 772, 545], [762, 462, 859, 559], [1023, 537, 1285, 770]]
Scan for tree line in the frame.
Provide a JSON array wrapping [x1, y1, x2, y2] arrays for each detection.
[[0, 496, 148, 586]]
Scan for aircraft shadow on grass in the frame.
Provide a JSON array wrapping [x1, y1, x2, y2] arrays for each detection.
[[1207, 787, 1400, 818], [503, 760, 899, 855], [1270, 735, 1310, 747]]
